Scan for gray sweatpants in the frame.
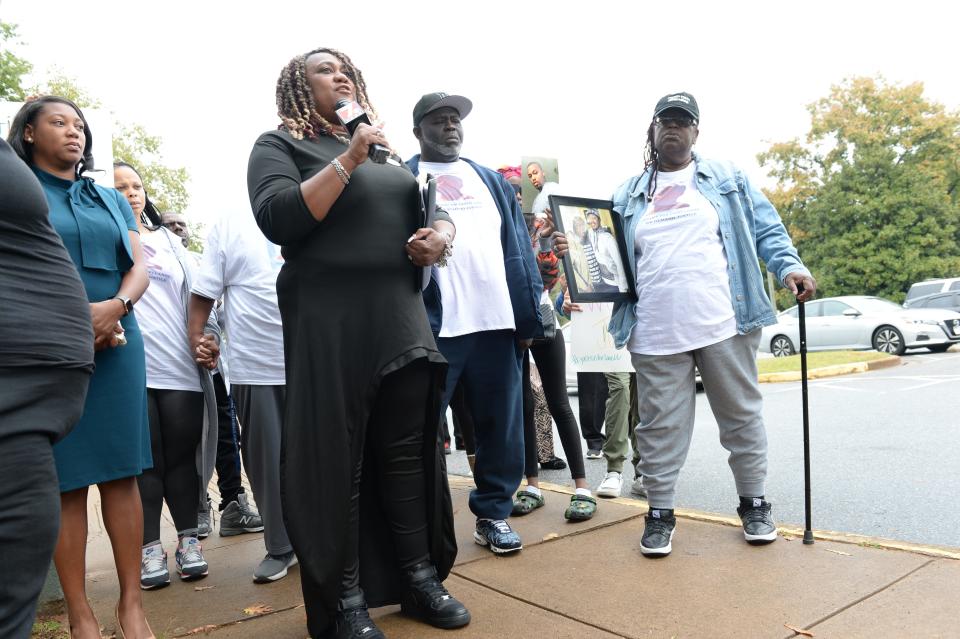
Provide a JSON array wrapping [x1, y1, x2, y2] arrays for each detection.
[[631, 330, 767, 509], [232, 384, 292, 556]]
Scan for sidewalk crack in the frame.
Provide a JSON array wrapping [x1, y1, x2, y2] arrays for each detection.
[[780, 559, 936, 638]]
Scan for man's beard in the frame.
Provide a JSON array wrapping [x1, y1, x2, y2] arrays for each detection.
[[422, 137, 461, 160]]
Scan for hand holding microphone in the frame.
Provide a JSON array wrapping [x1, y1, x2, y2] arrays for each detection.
[[335, 99, 391, 165]]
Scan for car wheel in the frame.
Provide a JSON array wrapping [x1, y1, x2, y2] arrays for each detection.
[[770, 335, 795, 357], [926, 344, 951, 353], [872, 326, 905, 355]]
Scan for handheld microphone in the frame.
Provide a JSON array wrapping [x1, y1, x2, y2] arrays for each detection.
[[334, 99, 390, 164]]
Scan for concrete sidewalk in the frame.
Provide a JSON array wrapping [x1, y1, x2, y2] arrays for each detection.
[[77, 475, 959, 639]]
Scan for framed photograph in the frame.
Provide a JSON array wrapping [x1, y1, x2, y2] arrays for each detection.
[[548, 195, 636, 303]]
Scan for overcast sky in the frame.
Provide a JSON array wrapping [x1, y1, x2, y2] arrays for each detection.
[[3, 0, 958, 228]]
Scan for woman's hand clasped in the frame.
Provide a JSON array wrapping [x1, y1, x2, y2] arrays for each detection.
[[406, 228, 446, 267], [90, 300, 125, 351], [191, 333, 220, 370]]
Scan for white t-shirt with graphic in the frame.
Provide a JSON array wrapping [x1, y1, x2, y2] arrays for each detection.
[[192, 213, 285, 385], [138, 228, 202, 390], [628, 163, 737, 355], [419, 160, 515, 338]]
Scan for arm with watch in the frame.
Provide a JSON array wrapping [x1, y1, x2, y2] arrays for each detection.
[[91, 229, 149, 351]]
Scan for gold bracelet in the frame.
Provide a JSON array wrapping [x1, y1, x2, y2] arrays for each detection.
[[331, 157, 350, 185]]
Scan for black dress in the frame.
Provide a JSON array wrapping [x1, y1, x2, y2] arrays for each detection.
[[247, 130, 456, 636]]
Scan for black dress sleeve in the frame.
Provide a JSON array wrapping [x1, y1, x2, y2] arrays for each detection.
[[247, 132, 320, 245]]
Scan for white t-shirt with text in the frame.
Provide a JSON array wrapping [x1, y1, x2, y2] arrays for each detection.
[[138, 228, 202, 390], [419, 160, 515, 338], [628, 163, 737, 355]]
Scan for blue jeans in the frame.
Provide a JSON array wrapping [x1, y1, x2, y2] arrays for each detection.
[[437, 330, 524, 520]]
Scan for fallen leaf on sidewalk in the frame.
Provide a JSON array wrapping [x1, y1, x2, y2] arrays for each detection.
[[542, 533, 559, 541], [243, 603, 274, 616], [784, 623, 814, 636], [194, 585, 216, 591], [186, 624, 218, 634], [823, 548, 852, 556]]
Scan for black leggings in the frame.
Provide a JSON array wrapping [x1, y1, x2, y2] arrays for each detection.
[[340, 359, 432, 594], [212, 372, 244, 508], [139, 388, 204, 543], [522, 336, 586, 480]]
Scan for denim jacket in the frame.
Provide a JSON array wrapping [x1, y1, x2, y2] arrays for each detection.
[[608, 154, 810, 349]]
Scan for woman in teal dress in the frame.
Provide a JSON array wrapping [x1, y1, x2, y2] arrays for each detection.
[[8, 96, 155, 639]]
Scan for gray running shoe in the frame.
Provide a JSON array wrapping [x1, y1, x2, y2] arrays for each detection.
[[219, 493, 264, 536], [140, 542, 170, 590], [175, 536, 208, 580], [631, 476, 647, 497], [198, 497, 213, 539], [253, 551, 298, 583]]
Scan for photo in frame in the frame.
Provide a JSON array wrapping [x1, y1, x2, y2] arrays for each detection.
[[548, 195, 635, 303]]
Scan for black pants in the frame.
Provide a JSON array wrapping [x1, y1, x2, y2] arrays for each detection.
[[577, 372, 608, 452], [0, 368, 88, 639], [522, 338, 586, 479], [139, 388, 204, 542], [212, 372, 244, 509], [340, 360, 431, 594]]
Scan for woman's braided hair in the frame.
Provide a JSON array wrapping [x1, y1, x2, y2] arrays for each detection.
[[275, 48, 377, 144], [643, 121, 660, 198]]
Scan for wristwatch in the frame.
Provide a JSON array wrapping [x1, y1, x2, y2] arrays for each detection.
[[114, 295, 133, 316]]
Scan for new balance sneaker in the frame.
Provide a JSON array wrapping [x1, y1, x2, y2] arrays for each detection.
[[140, 542, 170, 590], [333, 592, 385, 639], [253, 551, 298, 584], [631, 475, 647, 498], [400, 562, 471, 629], [640, 508, 676, 557], [737, 497, 778, 544], [175, 536, 208, 580], [597, 471, 624, 498], [474, 518, 522, 554], [197, 497, 213, 539], [219, 493, 264, 536]]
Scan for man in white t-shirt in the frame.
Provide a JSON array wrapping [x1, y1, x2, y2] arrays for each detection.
[[188, 212, 296, 583], [407, 93, 543, 556]]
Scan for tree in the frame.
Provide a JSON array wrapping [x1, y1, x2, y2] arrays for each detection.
[[0, 21, 32, 100], [758, 77, 960, 305]]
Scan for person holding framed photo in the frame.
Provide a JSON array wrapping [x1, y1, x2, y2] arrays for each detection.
[[559, 92, 816, 557]]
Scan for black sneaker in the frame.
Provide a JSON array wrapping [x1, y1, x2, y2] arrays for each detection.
[[640, 508, 676, 557], [474, 518, 522, 554], [737, 498, 778, 544], [333, 592, 385, 639], [400, 562, 471, 629]]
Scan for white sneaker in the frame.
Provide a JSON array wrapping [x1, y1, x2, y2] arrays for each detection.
[[596, 471, 623, 498], [631, 476, 647, 497]]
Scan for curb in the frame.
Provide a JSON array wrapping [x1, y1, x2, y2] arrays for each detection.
[[477, 476, 960, 561], [758, 355, 900, 383]]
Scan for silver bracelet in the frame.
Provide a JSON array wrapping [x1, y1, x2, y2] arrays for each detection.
[[331, 157, 350, 185], [436, 231, 454, 268]]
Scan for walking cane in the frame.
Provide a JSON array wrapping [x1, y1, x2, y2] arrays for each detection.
[[797, 284, 814, 545]]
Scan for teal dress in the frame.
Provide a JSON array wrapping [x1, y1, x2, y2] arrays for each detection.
[[33, 168, 152, 492]]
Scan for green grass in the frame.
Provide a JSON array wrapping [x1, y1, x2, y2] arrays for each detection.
[[758, 350, 893, 374]]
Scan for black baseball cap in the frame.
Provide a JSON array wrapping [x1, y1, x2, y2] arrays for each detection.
[[412, 92, 473, 126], [653, 92, 699, 121]]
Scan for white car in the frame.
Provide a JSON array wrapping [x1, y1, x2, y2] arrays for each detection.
[[760, 295, 960, 357]]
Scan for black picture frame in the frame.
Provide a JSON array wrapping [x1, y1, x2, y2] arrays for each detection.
[[548, 195, 636, 304]]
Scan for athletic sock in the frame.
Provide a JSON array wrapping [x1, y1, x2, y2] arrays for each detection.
[[524, 485, 542, 498], [575, 487, 592, 497]]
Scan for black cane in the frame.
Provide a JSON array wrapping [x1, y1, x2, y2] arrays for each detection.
[[797, 284, 814, 545]]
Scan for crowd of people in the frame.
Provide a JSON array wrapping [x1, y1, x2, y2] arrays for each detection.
[[0, 47, 815, 639]]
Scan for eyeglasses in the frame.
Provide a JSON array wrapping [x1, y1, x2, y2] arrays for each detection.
[[655, 115, 697, 128]]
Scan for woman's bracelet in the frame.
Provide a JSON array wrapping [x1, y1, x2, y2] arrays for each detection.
[[436, 231, 454, 268], [331, 157, 350, 185]]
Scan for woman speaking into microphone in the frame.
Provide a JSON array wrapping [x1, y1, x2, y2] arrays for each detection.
[[247, 48, 467, 639]]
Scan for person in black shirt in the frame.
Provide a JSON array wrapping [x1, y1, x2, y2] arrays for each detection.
[[0, 137, 93, 639], [247, 48, 467, 639]]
